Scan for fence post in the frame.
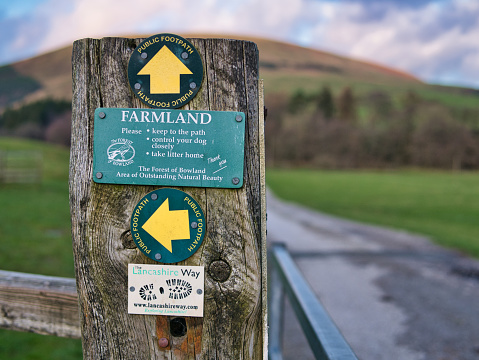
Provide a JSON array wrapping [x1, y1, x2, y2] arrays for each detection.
[[70, 37, 266, 359]]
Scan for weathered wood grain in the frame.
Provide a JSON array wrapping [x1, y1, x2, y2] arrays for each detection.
[[0, 270, 80, 338], [71, 37, 265, 359]]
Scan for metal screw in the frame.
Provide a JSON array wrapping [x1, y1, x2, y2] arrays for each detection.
[[155, 253, 162, 260], [197, 289, 203, 295], [235, 115, 242, 122], [151, 193, 158, 200], [96, 172, 103, 179], [158, 337, 169, 348], [99, 111, 106, 119], [181, 52, 189, 59], [141, 52, 147, 59], [129, 286, 135, 292], [191, 222, 198, 229], [134, 83, 141, 90], [189, 82, 197, 89], [232, 177, 240, 185]]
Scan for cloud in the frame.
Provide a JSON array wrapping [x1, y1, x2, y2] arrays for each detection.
[[0, 1, 50, 65], [305, 0, 479, 87], [29, 0, 326, 56]]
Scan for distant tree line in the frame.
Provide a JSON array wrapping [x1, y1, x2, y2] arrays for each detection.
[[0, 99, 72, 146], [265, 87, 479, 170], [3, 89, 479, 170]]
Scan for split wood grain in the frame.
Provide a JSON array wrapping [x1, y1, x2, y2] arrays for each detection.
[[0, 270, 80, 338], [71, 37, 265, 359]]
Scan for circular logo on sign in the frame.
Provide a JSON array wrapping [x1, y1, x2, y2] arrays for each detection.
[[130, 188, 206, 263], [107, 139, 135, 166], [128, 33, 204, 109]]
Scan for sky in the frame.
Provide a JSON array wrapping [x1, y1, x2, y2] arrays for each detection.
[[1, 0, 479, 88]]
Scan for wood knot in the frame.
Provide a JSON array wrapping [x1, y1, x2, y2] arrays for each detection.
[[120, 230, 136, 249], [208, 260, 231, 282]]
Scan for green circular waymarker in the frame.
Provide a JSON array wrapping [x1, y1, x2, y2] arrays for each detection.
[[128, 33, 203, 109], [130, 188, 206, 263]]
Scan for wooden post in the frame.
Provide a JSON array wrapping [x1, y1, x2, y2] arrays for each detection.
[[70, 37, 266, 359]]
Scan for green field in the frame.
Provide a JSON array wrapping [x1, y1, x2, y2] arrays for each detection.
[[267, 168, 479, 257], [0, 137, 82, 359], [2, 138, 479, 359]]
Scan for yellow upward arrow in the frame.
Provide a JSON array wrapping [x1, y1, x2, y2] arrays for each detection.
[[142, 198, 190, 253], [138, 45, 192, 94]]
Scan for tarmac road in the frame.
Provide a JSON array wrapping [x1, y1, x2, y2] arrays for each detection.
[[267, 191, 479, 360]]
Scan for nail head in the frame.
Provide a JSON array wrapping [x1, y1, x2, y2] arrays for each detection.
[[158, 337, 169, 348], [181, 52, 189, 59], [99, 112, 106, 119], [141, 52, 147, 59], [96, 172, 103, 179], [151, 193, 158, 200], [235, 115, 242, 122], [134, 83, 141, 90], [155, 253, 162, 260], [189, 82, 197, 89], [232, 177, 240, 185], [191, 222, 198, 229]]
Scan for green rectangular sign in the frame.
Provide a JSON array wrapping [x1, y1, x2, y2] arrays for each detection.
[[93, 108, 245, 188]]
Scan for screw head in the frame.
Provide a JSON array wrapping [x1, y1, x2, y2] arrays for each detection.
[[151, 193, 158, 200], [158, 337, 169, 348], [134, 83, 141, 90], [140, 52, 147, 59], [232, 177, 240, 185], [129, 286, 135, 292], [155, 253, 162, 260], [99, 111, 106, 119], [191, 222, 198, 229], [235, 114, 243, 122], [189, 82, 197, 89], [96, 172, 103, 179], [197, 289, 203, 295], [181, 52, 189, 59]]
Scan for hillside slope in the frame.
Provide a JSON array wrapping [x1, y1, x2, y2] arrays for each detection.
[[0, 34, 422, 110]]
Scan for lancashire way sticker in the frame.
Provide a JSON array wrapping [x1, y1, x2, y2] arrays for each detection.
[[128, 33, 203, 109], [131, 188, 206, 263], [128, 264, 204, 317]]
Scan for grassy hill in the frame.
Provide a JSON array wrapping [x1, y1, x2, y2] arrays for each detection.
[[0, 33, 457, 110], [2, 33, 478, 121], [2, 34, 479, 170], [3, 46, 72, 108]]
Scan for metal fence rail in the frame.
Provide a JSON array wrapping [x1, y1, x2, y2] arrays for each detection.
[[269, 243, 358, 360]]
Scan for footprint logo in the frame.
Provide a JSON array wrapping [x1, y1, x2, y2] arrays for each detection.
[[166, 279, 192, 300], [139, 284, 157, 301]]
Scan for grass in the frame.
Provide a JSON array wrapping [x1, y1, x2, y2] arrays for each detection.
[[0, 137, 82, 359], [0, 137, 74, 277], [267, 168, 479, 258]]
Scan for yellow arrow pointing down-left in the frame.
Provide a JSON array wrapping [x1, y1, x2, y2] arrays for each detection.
[[142, 198, 190, 253]]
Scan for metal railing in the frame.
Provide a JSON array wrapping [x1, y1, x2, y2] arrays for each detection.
[[268, 243, 358, 360]]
